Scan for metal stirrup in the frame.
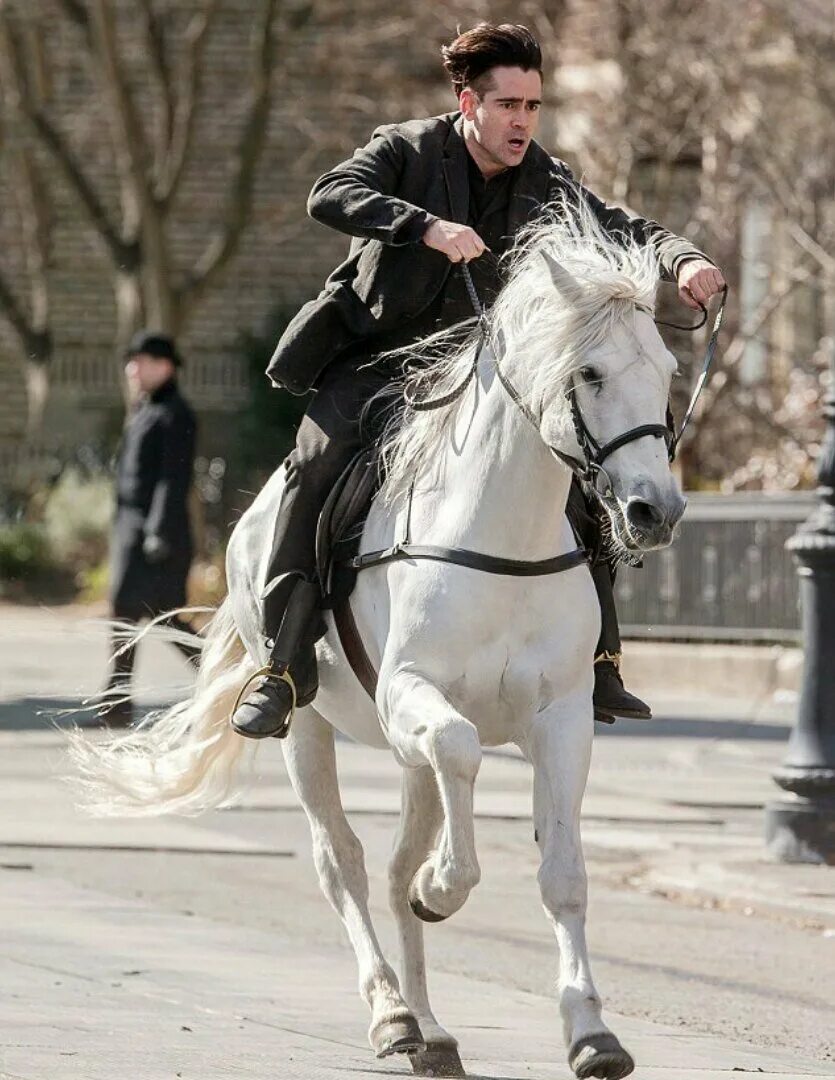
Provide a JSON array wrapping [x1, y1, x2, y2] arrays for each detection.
[[230, 665, 298, 724]]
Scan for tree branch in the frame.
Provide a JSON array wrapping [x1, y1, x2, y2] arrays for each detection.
[[88, 0, 154, 209], [156, 0, 217, 206], [0, 10, 131, 266], [0, 257, 52, 365], [33, 111, 135, 264], [54, 0, 91, 41], [137, 0, 176, 171], [179, 0, 278, 309], [12, 147, 51, 330], [0, 266, 32, 344], [789, 220, 835, 275]]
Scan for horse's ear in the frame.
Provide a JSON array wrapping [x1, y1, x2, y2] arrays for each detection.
[[541, 251, 581, 305]]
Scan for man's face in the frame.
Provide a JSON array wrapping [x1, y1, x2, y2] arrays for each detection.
[[460, 66, 542, 176], [124, 353, 174, 397]]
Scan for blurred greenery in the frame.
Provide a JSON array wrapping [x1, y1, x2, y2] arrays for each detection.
[[0, 464, 112, 601], [42, 467, 112, 568], [232, 306, 310, 491], [0, 523, 51, 583]]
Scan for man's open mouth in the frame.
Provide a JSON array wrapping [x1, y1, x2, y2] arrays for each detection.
[[508, 138, 526, 152]]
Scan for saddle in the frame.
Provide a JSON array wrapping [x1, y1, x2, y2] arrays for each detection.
[[316, 446, 382, 609], [315, 446, 383, 699]]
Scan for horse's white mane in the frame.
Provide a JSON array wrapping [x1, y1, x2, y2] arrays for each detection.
[[376, 193, 661, 503]]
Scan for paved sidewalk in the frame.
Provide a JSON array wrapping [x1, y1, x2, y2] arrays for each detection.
[[1, 603, 834, 1077], [0, 603, 833, 930], [2, 869, 832, 1080]]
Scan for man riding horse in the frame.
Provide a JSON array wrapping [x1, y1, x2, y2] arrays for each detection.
[[231, 22, 725, 740]]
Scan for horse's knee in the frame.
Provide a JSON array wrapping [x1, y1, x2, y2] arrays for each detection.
[[426, 718, 482, 782]]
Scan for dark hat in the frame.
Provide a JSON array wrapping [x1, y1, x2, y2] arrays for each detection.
[[125, 330, 182, 368]]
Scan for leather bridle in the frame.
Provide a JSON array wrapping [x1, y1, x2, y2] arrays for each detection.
[[459, 264, 728, 499]]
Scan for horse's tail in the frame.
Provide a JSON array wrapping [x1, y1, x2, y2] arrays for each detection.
[[69, 597, 259, 817]]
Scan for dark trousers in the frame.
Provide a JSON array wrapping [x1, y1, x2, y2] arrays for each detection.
[[565, 483, 621, 659], [263, 356, 622, 658], [263, 357, 393, 631], [104, 612, 201, 704]]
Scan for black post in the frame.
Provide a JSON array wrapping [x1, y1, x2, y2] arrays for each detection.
[[765, 369, 835, 864]]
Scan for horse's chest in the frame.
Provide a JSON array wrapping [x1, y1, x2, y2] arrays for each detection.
[[411, 571, 599, 741]]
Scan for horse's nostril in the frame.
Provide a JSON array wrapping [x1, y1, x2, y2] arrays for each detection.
[[625, 499, 665, 533]]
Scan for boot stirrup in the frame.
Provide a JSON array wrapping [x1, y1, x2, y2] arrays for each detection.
[[230, 665, 298, 723], [594, 650, 621, 670]]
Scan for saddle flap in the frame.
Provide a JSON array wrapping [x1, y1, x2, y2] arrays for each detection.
[[316, 446, 381, 603]]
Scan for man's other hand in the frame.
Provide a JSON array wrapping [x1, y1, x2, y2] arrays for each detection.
[[677, 259, 726, 310], [423, 219, 488, 263], [143, 534, 171, 563]]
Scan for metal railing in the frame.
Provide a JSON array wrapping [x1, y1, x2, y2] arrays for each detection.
[[49, 350, 250, 407], [618, 493, 813, 643]]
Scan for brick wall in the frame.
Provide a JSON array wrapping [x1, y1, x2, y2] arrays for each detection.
[[0, 0, 463, 466], [0, 0, 729, 477]]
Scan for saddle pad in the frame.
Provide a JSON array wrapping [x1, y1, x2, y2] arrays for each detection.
[[316, 446, 381, 606]]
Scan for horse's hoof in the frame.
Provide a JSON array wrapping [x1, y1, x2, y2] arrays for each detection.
[[409, 1040, 466, 1077], [372, 1014, 426, 1058], [569, 1032, 635, 1079], [408, 879, 448, 923]]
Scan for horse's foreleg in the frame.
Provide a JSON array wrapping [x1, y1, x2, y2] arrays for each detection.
[[525, 700, 634, 1080], [384, 674, 481, 922], [389, 765, 465, 1076], [282, 709, 424, 1060]]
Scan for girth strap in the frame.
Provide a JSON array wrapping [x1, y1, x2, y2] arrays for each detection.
[[334, 542, 590, 705], [348, 542, 589, 577]]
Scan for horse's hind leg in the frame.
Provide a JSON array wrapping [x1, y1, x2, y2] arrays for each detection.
[[525, 699, 634, 1080], [282, 708, 424, 1059], [389, 765, 465, 1078]]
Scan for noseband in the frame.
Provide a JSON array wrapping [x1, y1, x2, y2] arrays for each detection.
[[491, 357, 667, 499]]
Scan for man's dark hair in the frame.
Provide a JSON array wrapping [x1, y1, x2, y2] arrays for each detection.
[[441, 23, 543, 98]]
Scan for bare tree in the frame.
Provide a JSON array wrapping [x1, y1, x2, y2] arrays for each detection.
[[560, 0, 834, 489], [0, 0, 281, 358], [0, 20, 54, 428]]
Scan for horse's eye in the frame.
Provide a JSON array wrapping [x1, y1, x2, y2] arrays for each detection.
[[579, 366, 600, 384]]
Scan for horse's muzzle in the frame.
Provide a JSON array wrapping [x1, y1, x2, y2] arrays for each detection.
[[623, 487, 686, 549]]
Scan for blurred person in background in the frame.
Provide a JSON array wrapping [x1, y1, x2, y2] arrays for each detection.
[[231, 23, 725, 739], [99, 331, 199, 727]]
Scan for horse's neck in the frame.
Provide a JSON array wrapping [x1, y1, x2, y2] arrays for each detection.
[[409, 348, 575, 560]]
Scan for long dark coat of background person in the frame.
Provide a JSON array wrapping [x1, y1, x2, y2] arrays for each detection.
[[111, 377, 197, 620]]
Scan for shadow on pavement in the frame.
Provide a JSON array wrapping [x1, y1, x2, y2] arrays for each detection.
[[0, 697, 162, 731], [2, 700, 791, 742], [595, 715, 791, 740]]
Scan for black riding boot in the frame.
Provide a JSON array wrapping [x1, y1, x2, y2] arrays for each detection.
[[231, 577, 322, 740], [590, 559, 651, 724]]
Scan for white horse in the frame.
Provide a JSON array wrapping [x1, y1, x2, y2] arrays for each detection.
[[71, 208, 685, 1080]]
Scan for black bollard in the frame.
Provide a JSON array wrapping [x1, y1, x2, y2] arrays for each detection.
[[765, 374, 835, 864]]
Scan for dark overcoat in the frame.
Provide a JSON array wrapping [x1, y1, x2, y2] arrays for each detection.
[[267, 113, 711, 394], [110, 379, 197, 619]]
